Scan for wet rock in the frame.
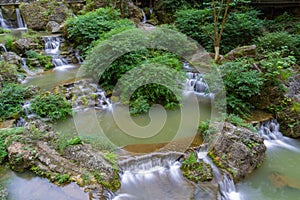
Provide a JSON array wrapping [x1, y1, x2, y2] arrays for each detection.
[[12, 38, 39, 55], [2, 52, 21, 65], [287, 74, 300, 102], [269, 172, 300, 190], [8, 141, 35, 172], [46, 21, 62, 33], [209, 123, 266, 182], [181, 154, 214, 183], [276, 105, 300, 138], [225, 45, 257, 60], [19, 1, 72, 31]]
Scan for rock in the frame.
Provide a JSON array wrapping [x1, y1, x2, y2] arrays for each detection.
[[8, 141, 35, 172], [225, 45, 257, 60], [276, 104, 300, 138], [12, 38, 39, 55], [46, 21, 62, 33], [2, 52, 22, 65], [19, 2, 72, 31], [209, 123, 266, 182], [181, 154, 214, 183], [0, 119, 15, 129], [269, 172, 300, 190], [287, 74, 300, 102]]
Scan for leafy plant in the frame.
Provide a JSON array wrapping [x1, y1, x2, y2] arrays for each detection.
[[30, 92, 72, 121], [217, 60, 264, 116], [0, 84, 31, 120], [25, 50, 53, 69], [256, 32, 300, 63], [66, 7, 134, 54], [226, 114, 256, 132], [175, 8, 264, 54]]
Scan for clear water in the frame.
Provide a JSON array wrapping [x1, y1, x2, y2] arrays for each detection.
[[0, 167, 88, 200], [237, 139, 300, 200]]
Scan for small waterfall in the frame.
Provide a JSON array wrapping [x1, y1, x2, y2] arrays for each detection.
[[183, 63, 213, 101], [258, 119, 300, 152], [258, 119, 283, 140], [0, 8, 8, 29], [43, 36, 68, 67], [21, 58, 35, 75], [196, 144, 241, 200], [218, 175, 241, 200], [0, 44, 7, 52], [74, 50, 84, 64], [141, 9, 147, 24], [16, 8, 26, 29]]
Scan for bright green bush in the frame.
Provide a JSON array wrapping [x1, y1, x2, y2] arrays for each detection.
[[25, 50, 53, 70], [256, 32, 300, 62], [175, 8, 264, 54], [30, 92, 72, 121], [218, 61, 264, 115], [65, 7, 134, 54], [0, 84, 31, 120]]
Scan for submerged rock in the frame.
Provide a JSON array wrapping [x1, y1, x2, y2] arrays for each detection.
[[209, 123, 266, 182], [269, 172, 300, 190], [0, 184, 8, 200]]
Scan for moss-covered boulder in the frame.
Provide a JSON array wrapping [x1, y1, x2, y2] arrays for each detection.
[[180, 153, 213, 183], [209, 123, 266, 182], [19, 1, 72, 31]]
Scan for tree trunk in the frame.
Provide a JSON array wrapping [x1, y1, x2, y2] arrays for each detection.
[[214, 46, 220, 61]]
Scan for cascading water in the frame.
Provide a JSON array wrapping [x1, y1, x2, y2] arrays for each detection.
[[0, 44, 7, 52], [258, 119, 300, 152], [43, 36, 68, 68], [16, 8, 26, 29], [114, 152, 217, 200], [21, 58, 35, 75], [141, 9, 147, 24], [0, 8, 8, 29], [183, 63, 213, 102]]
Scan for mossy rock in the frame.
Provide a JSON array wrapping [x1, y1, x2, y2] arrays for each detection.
[[180, 154, 213, 183]]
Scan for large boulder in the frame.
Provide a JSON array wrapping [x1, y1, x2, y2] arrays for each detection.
[[2, 52, 22, 65], [46, 21, 62, 33], [12, 38, 40, 55], [19, 1, 72, 31], [209, 123, 266, 182]]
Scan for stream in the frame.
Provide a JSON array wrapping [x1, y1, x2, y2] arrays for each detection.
[[1, 37, 300, 199]]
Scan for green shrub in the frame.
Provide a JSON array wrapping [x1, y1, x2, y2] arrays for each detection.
[[83, 27, 195, 115], [226, 114, 256, 131], [25, 50, 53, 70], [30, 92, 72, 121], [65, 7, 134, 54], [0, 84, 31, 120], [265, 12, 300, 34], [218, 61, 264, 115], [175, 8, 264, 54], [256, 32, 300, 62]]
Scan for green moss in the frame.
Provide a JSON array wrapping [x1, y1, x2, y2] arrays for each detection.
[[180, 153, 213, 183]]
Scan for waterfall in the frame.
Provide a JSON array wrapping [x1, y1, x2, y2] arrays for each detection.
[[196, 144, 241, 200], [0, 44, 7, 52], [43, 36, 68, 67], [113, 152, 217, 200], [74, 50, 84, 64], [0, 8, 8, 29], [218, 174, 241, 200], [141, 9, 147, 24], [258, 119, 300, 152], [183, 63, 213, 101], [16, 8, 26, 29], [21, 58, 35, 75]]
